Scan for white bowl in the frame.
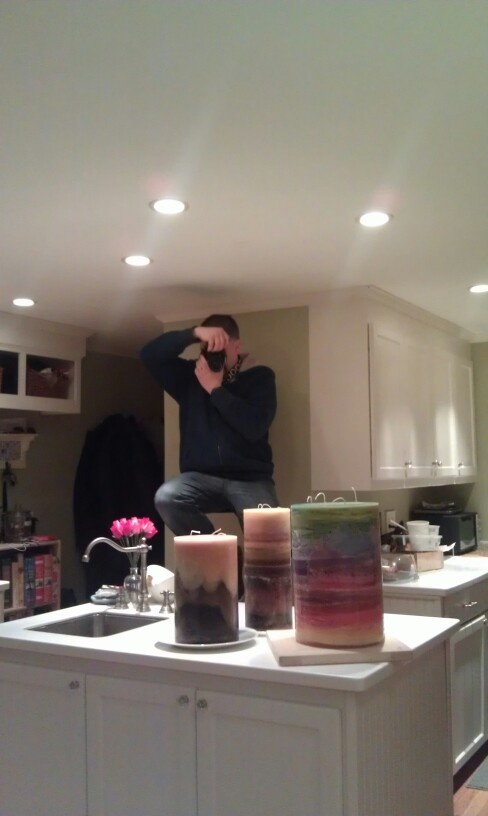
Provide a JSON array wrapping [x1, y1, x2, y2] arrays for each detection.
[[429, 524, 440, 535], [407, 520, 430, 533], [146, 564, 174, 601], [409, 534, 442, 552]]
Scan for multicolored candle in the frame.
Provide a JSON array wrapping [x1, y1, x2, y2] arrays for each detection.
[[291, 501, 384, 648], [243, 507, 292, 630], [174, 533, 238, 644]]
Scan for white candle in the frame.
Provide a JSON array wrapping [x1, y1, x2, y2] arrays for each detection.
[[173, 533, 239, 644]]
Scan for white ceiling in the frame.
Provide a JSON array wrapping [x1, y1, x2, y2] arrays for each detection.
[[1, 1, 488, 355]]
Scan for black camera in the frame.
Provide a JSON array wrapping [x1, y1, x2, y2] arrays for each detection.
[[202, 347, 226, 372]]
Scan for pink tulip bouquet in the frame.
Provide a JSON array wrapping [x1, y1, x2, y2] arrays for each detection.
[[110, 516, 158, 566]]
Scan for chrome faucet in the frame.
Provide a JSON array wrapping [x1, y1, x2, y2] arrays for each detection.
[[82, 536, 152, 612]]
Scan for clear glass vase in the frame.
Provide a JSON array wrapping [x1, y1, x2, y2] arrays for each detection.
[[123, 566, 141, 607]]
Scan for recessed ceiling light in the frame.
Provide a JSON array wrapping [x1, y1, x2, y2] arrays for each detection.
[[358, 211, 391, 227], [12, 297, 35, 308], [469, 284, 488, 294], [150, 198, 188, 215], [123, 255, 152, 267]]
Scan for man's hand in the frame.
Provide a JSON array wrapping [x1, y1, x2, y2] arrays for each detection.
[[193, 325, 229, 351], [195, 353, 224, 393]]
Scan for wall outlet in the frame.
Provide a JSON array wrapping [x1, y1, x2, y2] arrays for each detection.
[[385, 509, 396, 532]]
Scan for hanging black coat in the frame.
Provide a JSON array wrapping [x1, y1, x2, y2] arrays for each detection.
[[73, 414, 163, 597]]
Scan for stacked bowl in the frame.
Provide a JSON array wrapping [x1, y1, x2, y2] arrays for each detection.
[[406, 520, 441, 551]]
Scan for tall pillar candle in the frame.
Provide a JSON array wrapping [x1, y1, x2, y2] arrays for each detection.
[[243, 507, 292, 630], [291, 502, 384, 647], [174, 533, 238, 644]]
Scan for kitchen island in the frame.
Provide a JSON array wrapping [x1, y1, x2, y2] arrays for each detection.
[[0, 603, 457, 816]]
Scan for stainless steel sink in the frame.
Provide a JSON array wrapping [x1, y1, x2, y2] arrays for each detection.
[[28, 611, 165, 637]]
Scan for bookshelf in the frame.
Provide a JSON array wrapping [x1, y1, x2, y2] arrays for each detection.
[[0, 538, 61, 619]]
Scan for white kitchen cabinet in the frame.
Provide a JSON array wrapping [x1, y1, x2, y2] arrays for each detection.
[[450, 355, 477, 478], [0, 311, 87, 413], [0, 661, 86, 816], [383, 564, 488, 772], [368, 324, 409, 481], [309, 287, 476, 490], [86, 675, 196, 816], [196, 689, 342, 816], [369, 328, 476, 484], [86, 677, 342, 816], [450, 614, 486, 769]]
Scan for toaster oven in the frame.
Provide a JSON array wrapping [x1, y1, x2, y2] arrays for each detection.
[[410, 509, 478, 555]]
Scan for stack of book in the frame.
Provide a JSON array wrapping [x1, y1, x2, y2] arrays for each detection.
[[0, 551, 58, 611]]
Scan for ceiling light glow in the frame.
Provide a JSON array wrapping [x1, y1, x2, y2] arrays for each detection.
[[12, 297, 35, 307], [123, 255, 152, 267], [150, 198, 187, 215], [469, 284, 488, 294], [358, 211, 391, 227]]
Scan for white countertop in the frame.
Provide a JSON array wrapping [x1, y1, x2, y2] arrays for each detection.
[[0, 602, 458, 693], [382, 554, 488, 598]]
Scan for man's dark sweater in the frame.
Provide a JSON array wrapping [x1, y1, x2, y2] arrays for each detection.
[[140, 328, 277, 481]]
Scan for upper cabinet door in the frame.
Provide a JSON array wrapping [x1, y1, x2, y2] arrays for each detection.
[[403, 339, 438, 479], [450, 356, 477, 478], [309, 291, 476, 491], [369, 325, 410, 481], [368, 325, 477, 486]]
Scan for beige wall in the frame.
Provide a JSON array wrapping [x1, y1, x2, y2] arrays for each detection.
[[163, 306, 310, 568]]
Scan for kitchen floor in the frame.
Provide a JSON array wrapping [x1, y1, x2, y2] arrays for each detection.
[[454, 741, 488, 816]]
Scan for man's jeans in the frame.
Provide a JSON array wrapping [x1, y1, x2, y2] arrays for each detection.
[[154, 471, 279, 535]]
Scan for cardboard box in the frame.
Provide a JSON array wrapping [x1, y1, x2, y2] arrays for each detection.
[[409, 550, 444, 572]]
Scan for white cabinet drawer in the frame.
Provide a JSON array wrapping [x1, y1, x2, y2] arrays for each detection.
[[444, 582, 488, 624]]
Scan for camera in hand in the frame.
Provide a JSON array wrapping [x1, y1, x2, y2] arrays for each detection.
[[202, 346, 226, 372]]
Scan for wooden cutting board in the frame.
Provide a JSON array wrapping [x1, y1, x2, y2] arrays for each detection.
[[266, 629, 414, 666]]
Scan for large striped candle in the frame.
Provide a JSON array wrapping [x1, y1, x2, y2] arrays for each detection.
[[291, 502, 384, 648], [243, 507, 292, 630], [173, 533, 238, 644]]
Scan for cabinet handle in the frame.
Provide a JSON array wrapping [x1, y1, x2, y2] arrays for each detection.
[[69, 680, 80, 690], [462, 600, 478, 608], [196, 698, 208, 709], [431, 459, 443, 467], [404, 461, 412, 469], [458, 462, 464, 469], [178, 695, 190, 706]]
